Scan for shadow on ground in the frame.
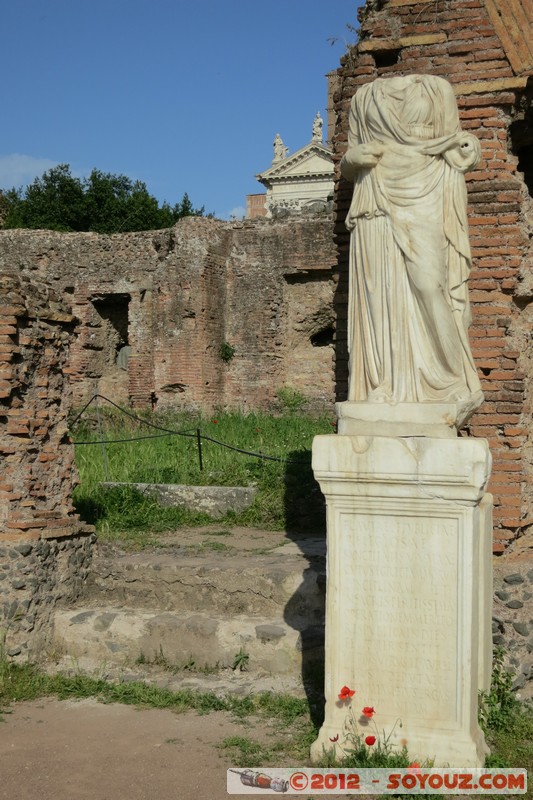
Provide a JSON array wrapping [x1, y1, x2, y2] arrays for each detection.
[[283, 447, 327, 729]]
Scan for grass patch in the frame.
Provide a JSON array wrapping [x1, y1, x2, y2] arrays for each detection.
[[136, 648, 222, 675], [72, 407, 333, 537], [0, 662, 310, 724], [486, 704, 533, 776], [221, 735, 288, 767], [200, 540, 231, 552]]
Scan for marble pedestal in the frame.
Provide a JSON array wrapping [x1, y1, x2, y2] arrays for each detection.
[[310, 412, 492, 767]]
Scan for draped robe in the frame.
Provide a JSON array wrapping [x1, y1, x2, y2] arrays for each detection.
[[342, 75, 483, 405]]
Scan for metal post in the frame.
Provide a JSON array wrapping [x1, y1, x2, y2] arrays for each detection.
[[95, 396, 111, 482], [196, 428, 203, 471]]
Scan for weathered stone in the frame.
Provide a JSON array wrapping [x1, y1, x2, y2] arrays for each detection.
[[513, 674, 526, 690], [101, 482, 257, 518], [14, 544, 33, 556], [513, 622, 530, 637], [93, 612, 118, 632], [495, 590, 510, 601], [504, 573, 525, 585], [70, 611, 96, 625], [255, 624, 286, 643]]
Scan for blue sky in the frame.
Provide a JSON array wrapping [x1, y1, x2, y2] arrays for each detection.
[[0, 1, 360, 220]]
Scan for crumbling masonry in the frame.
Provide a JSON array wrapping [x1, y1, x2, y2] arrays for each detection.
[[330, 0, 533, 555], [0, 271, 94, 658], [0, 216, 337, 414]]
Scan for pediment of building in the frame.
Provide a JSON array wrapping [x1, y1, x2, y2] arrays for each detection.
[[257, 143, 334, 184]]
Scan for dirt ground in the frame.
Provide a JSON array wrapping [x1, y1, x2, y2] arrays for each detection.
[[0, 696, 287, 800], [1, 526, 328, 800]]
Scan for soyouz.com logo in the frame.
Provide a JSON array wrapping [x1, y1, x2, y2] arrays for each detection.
[[227, 767, 527, 794]]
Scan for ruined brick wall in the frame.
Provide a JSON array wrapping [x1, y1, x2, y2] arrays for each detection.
[[0, 216, 337, 414], [0, 271, 94, 659], [331, 0, 533, 553]]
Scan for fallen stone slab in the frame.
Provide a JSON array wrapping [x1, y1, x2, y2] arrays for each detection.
[[100, 482, 257, 518]]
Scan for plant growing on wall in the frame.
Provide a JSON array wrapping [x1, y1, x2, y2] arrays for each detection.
[[276, 386, 306, 413], [219, 342, 236, 363]]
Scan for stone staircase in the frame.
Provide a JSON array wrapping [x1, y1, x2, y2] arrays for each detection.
[[48, 529, 326, 696]]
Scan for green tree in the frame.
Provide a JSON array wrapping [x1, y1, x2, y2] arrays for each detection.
[[4, 165, 87, 231], [0, 165, 204, 233]]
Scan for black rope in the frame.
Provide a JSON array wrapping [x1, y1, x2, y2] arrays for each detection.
[[200, 433, 301, 462], [70, 394, 312, 464], [71, 394, 197, 436], [73, 431, 196, 445]]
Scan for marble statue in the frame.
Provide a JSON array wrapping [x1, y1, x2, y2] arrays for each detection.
[[272, 133, 288, 164], [311, 75, 492, 769], [312, 111, 323, 142], [340, 75, 483, 413]]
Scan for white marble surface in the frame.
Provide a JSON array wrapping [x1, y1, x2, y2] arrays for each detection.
[[310, 433, 492, 767], [336, 399, 482, 438], [341, 75, 482, 410]]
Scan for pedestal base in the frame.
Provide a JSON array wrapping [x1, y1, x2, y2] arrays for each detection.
[[310, 432, 492, 767], [337, 394, 483, 439]]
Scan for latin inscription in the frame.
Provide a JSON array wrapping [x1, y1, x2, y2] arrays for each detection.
[[333, 513, 459, 721]]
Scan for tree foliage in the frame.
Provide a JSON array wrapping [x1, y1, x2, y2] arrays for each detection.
[[0, 164, 204, 233]]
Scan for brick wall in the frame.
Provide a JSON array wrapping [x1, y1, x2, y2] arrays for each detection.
[[0, 216, 337, 414], [0, 271, 94, 658], [331, 0, 533, 553]]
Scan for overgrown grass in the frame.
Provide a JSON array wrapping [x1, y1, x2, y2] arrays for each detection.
[[479, 648, 533, 783], [0, 662, 309, 722], [72, 406, 334, 537]]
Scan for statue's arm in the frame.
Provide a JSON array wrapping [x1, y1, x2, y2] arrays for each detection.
[[432, 76, 481, 173], [442, 133, 482, 173], [340, 95, 384, 181]]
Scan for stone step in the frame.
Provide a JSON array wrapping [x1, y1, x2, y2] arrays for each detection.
[[51, 606, 324, 682], [82, 547, 326, 621]]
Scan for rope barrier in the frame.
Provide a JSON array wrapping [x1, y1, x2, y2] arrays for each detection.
[[70, 394, 312, 465], [71, 394, 197, 437]]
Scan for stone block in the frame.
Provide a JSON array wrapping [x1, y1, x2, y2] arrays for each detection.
[[100, 482, 257, 518], [310, 432, 492, 767]]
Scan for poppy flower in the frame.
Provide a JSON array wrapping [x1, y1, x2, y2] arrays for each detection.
[[365, 735, 376, 746], [329, 734, 339, 743], [212, 419, 219, 424], [362, 706, 375, 718], [408, 763, 421, 774], [338, 686, 355, 700]]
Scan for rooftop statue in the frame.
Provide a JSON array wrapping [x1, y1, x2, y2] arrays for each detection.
[[312, 111, 323, 142], [341, 75, 483, 415], [272, 133, 289, 164]]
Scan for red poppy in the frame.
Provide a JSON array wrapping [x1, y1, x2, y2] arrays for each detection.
[[329, 734, 339, 743], [338, 686, 355, 700], [362, 706, 375, 718], [408, 763, 421, 774], [331, 422, 336, 427], [212, 419, 219, 424], [365, 735, 376, 746]]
